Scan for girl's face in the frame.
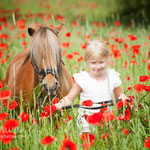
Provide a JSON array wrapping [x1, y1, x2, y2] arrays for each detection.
[[86, 57, 108, 76]]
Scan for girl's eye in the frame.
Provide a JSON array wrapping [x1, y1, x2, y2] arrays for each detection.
[[91, 62, 96, 64]]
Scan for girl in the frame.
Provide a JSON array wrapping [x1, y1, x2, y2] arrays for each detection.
[[55, 40, 128, 133]]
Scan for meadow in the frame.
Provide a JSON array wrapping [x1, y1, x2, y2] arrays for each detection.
[[0, 0, 150, 149]]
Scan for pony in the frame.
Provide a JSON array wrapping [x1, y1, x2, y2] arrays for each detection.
[[6, 23, 72, 110]]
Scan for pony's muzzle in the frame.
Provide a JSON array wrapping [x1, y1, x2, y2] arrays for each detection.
[[43, 81, 58, 95]]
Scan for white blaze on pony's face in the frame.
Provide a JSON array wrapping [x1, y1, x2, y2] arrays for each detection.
[[28, 23, 64, 95]]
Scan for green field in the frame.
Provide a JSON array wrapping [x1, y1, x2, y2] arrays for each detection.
[[0, 0, 150, 149]]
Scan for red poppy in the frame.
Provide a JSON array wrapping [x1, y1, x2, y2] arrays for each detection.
[[83, 112, 103, 126], [81, 133, 95, 142], [117, 100, 123, 110], [66, 32, 71, 37], [102, 133, 109, 140], [124, 110, 130, 121], [71, 22, 78, 27], [57, 15, 64, 21], [131, 45, 141, 49], [144, 86, 150, 92], [52, 98, 59, 104], [133, 83, 145, 93], [77, 56, 84, 62], [9, 148, 20, 150], [0, 113, 9, 121], [114, 21, 120, 26], [22, 42, 27, 46], [67, 54, 74, 60], [8, 101, 18, 110], [44, 105, 56, 116], [83, 141, 95, 148], [18, 112, 29, 122], [62, 42, 70, 48], [0, 90, 12, 100], [41, 136, 54, 145], [67, 115, 72, 121], [139, 75, 148, 82], [0, 130, 15, 144], [16, 19, 25, 26], [148, 64, 150, 70], [122, 128, 129, 135], [3, 119, 20, 131], [126, 75, 130, 81], [0, 82, 5, 89], [127, 86, 132, 91], [82, 100, 93, 107], [59, 139, 77, 150], [21, 32, 26, 39], [128, 34, 137, 41], [144, 139, 150, 148], [84, 35, 90, 39], [40, 111, 50, 119], [102, 110, 115, 123]]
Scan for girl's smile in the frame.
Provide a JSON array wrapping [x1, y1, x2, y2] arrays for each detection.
[[86, 57, 108, 79]]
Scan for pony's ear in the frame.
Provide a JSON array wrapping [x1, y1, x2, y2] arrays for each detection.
[[28, 28, 35, 37], [54, 23, 64, 34]]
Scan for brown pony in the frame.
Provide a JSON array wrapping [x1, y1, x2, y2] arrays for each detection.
[[6, 23, 72, 110]]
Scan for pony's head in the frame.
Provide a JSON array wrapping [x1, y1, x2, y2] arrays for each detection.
[[27, 23, 64, 96]]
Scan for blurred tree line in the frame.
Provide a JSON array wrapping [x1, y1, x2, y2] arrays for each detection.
[[114, 0, 150, 25]]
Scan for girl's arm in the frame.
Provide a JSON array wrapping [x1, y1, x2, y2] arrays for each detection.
[[55, 81, 82, 109], [114, 86, 128, 101]]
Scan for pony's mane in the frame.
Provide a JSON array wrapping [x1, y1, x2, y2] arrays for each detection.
[[28, 27, 61, 72]]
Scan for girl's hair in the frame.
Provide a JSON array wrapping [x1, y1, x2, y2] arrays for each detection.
[[84, 40, 109, 61]]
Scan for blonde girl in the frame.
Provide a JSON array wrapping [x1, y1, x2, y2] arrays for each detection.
[[56, 40, 128, 133]]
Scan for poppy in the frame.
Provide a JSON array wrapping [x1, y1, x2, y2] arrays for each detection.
[[62, 42, 70, 48], [71, 22, 78, 27], [139, 75, 148, 82], [66, 32, 71, 37], [9, 148, 20, 150], [18, 112, 29, 122], [124, 110, 130, 121], [9, 101, 18, 110], [81, 133, 95, 142], [3, 119, 20, 131], [40, 111, 50, 119], [144, 139, 150, 148], [77, 56, 84, 62], [102, 110, 115, 123], [0, 90, 12, 100], [21, 32, 26, 39], [131, 45, 141, 49], [114, 21, 120, 26], [52, 98, 59, 104], [82, 100, 93, 107], [44, 105, 56, 115], [67, 54, 74, 60], [67, 115, 72, 121], [102, 133, 109, 140], [133, 83, 145, 93], [0, 113, 9, 121], [83, 112, 103, 126], [122, 128, 129, 135], [128, 34, 137, 41], [59, 139, 77, 150], [117, 100, 123, 110], [0, 130, 15, 144], [41, 136, 54, 145], [144, 86, 150, 92]]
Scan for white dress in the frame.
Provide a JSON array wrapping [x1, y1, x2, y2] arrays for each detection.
[[73, 68, 121, 133]]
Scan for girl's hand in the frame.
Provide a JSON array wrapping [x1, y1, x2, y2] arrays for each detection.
[[118, 94, 128, 101], [55, 103, 62, 110]]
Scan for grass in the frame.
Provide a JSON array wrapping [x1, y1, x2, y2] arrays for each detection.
[[0, 0, 150, 149]]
